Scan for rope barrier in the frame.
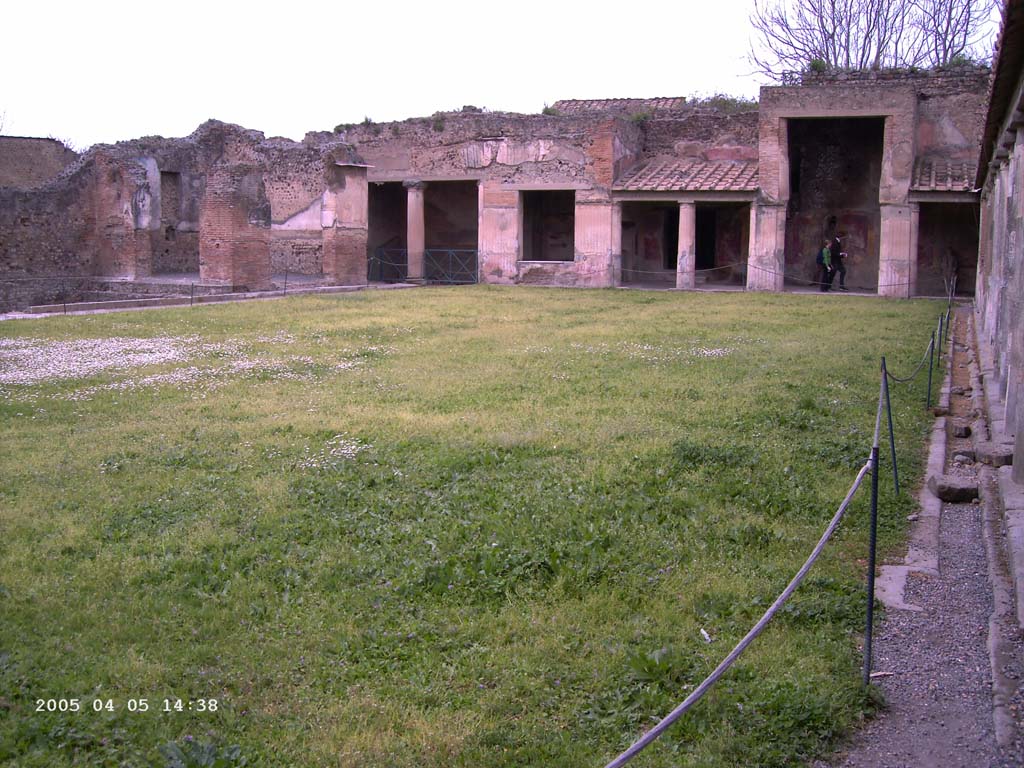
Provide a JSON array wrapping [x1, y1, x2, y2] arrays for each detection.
[[745, 262, 916, 292], [884, 336, 935, 383], [604, 459, 873, 768], [603, 307, 946, 765]]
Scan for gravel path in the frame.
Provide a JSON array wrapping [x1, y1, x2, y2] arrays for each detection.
[[817, 308, 1024, 768]]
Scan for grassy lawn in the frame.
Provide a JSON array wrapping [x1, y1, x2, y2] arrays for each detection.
[[0, 286, 940, 767]]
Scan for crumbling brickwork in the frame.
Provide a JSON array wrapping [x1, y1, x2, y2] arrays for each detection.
[[199, 164, 272, 290], [0, 137, 78, 189], [0, 67, 995, 309]]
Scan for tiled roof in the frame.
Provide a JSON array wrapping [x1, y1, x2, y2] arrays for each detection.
[[911, 159, 978, 192], [614, 160, 759, 192], [549, 98, 687, 116]]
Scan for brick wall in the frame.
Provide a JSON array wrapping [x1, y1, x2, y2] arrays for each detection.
[[199, 164, 271, 289], [916, 71, 990, 161], [271, 233, 323, 274], [0, 137, 78, 189], [642, 112, 759, 161]]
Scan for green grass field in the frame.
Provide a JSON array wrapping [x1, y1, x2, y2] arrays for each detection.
[[0, 286, 941, 767]]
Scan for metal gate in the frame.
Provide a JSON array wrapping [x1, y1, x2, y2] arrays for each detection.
[[368, 247, 408, 283], [368, 248, 478, 285], [424, 249, 478, 284]]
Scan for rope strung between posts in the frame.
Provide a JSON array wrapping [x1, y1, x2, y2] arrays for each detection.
[[884, 336, 935, 383], [603, 458, 873, 768], [745, 262, 917, 291]]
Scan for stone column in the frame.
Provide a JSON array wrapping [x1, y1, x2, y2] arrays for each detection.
[[878, 204, 914, 298], [406, 181, 426, 283], [746, 203, 786, 292], [676, 201, 696, 289], [610, 201, 623, 287]]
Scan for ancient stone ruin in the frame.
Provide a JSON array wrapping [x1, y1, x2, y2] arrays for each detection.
[[0, 66, 991, 311]]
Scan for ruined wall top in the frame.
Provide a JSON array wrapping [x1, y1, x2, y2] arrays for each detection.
[[84, 120, 363, 175], [332, 111, 624, 188], [0, 137, 78, 190], [549, 98, 689, 118], [778, 63, 991, 87]]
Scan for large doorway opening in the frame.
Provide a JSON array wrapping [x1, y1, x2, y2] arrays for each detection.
[[695, 202, 750, 284], [522, 190, 575, 262], [424, 181, 479, 283], [784, 117, 884, 290], [620, 202, 678, 285], [367, 182, 407, 282], [915, 202, 979, 296]]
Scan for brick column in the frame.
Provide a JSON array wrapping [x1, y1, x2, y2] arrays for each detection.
[[676, 202, 696, 289], [406, 181, 426, 283], [198, 164, 271, 290]]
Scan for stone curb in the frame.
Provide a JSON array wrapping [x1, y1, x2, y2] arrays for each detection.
[[22, 282, 418, 316], [875, 348, 952, 611], [998, 466, 1024, 628]]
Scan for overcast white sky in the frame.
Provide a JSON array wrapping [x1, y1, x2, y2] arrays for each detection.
[[1, 1, 769, 149], [2, 0, 770, 148]]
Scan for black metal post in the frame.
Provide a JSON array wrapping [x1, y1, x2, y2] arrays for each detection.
[[926, 332, 935, 409], [938, 315, 944, 359], [190, 282, 195, 307], [863, 442, 880, 687], [882, 357, 899, 494]]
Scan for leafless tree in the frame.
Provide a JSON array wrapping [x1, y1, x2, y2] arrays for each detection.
[[749, 0, 1001, 79], [913, 0, 999, 66]]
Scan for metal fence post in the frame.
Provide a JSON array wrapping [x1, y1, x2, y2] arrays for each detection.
[[863, 442, 880, 686], [937, 315, 944, 359], [926, 332, 935, 409]]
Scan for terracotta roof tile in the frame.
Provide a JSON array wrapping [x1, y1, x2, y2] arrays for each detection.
[[911, 159, 978, 192], [614, 160, 759, 192]]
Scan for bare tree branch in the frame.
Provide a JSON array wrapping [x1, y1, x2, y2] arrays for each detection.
[[749, 0, 999, 80]]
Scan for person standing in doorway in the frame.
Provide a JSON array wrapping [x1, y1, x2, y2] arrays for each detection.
[[832, 233, 848, 291], [817, 239, 833, 291]]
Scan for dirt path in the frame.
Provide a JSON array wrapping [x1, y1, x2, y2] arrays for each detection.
[[817, 307, 1024, 768]]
